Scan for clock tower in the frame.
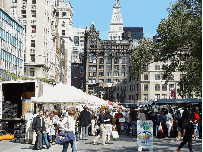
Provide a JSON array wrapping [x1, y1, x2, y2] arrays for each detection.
[[108, 0, 123, 40]]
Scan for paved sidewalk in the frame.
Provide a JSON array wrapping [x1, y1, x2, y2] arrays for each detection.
[[0, 135, 202, 152]]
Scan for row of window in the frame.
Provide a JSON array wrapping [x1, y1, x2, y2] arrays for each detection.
[[0, 49, 23, 67], [89, 71, 126, 77], [143, 74, 175, 81], [0, 10, 24, 33], [90, 65, 127, 71], [100, 45, 129, 50], [154, 84, 175, 91], [129, 94, 139, 100], [1, 30, 23, 50], [13, 0, 36, 4], [129, 84, 139, 92], [89, 79, 121, 84], [89, 58, 127, 64], [88, 51, 128, 57]]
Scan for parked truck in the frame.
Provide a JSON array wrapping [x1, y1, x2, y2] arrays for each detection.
[[0, 79, 53, 133]]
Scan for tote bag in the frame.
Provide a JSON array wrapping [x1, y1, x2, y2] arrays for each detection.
[[55, 132, 75, 144]]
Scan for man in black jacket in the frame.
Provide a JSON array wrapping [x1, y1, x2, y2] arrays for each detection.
[[176, 110, 194, 152], [79, 105, 91, 140], [32, 110, 46, 150]]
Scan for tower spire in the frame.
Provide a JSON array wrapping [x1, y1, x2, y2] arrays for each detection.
[[108, 0, 123, 40]]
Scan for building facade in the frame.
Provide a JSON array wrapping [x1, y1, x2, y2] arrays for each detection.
[[72, 28, 86, 63], [0, 7, 24, 79], [108, 0, 123, 41], [0, 0, 67, 82], [57, 0, 73, 85], [85, 23, 132, 97]]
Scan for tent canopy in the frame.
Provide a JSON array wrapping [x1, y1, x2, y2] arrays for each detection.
[[37, 83, 85, 103], [157, 98, 202, 104]]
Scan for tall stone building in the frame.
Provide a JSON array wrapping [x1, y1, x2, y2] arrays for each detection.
[[57, 0, 73, 85], [108, 0, 123, 41], [85, 23, 132, 96], [0, 0, 58, 81]]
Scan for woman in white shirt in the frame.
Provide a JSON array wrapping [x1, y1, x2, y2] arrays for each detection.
[[52, 109, 60, 145], [60, 107, 77, 152]]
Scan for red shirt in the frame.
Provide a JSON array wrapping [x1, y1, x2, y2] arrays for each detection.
[[114, 113, 123, 119], [192, 113, 200, 124]]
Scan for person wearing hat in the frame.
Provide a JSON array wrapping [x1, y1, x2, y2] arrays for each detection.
[[79, 105, 91, 140], [60, 107, 77, 152]]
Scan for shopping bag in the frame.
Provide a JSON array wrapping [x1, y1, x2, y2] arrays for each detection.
[[112, 131, 119, 139], [55, 131, 75, 145], [158, 123, 163, 131]]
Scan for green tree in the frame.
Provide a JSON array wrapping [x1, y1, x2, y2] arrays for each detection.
[[131, 0, 202, 97]]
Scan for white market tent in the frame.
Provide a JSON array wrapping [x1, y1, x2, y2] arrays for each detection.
[[36, 82, 86, 103]]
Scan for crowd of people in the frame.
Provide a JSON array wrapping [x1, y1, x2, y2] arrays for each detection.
[[23, 105, 201, 152]]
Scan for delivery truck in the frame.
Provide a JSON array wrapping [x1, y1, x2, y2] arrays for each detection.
[[0, 79, 53, 133]]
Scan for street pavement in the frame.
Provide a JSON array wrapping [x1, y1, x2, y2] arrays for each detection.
[[0, 134, 202, 152]]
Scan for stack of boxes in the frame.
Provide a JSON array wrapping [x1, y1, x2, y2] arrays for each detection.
[[14, 123, 26, 143], [2, 101, 18, 119]]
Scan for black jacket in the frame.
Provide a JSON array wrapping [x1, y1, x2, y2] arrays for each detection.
[[103, 113, 113, 125], [130, 110, 137, 121], [33, 115, 46, 132], [97, 114, 104, 126], [79, 109, 91, 127], [182, 118, 194, 137]]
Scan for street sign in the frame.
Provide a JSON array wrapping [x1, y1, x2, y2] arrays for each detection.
[[137, 120, 153, 151]]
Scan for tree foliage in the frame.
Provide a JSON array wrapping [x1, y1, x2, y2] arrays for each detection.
[[131, 0, 202, 97]]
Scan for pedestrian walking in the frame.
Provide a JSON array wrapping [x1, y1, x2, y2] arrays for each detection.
[[129, 108, 137, 136], [49, 113, 55, 143], [191, 108, 200, 139], [60, 107, 77, 152], [79, 105, 91, 140], [32, 108, 40, 145], [175, 109, 182, 140], [114, 109, 123, 135], [42, 110, 51, 149], [52, 109, 60, 144], [177, 110, 194, 152], [165, 109, 173, 137], [155, 110, 164, 137], [25, 108, 33, 144], [32, 110, 46, 150], [103, 108, 113, 144], [90, 110, 106, 145]]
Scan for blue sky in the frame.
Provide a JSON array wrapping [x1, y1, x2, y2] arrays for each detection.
[[69, 0, 177, 40]]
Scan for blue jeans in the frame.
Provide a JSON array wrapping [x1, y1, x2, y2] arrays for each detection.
[[62, 135, 77, 152], [82, 126, 88, 139], [42, 132, 50, 147], [131, 121, 137, 135]]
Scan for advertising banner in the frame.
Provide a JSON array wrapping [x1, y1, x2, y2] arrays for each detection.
[[137, 120, 153, 151]]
